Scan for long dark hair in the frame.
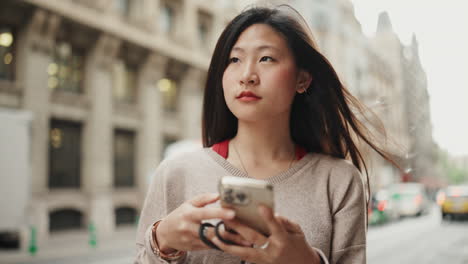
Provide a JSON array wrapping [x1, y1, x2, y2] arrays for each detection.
[[202, 5, 399, 200]]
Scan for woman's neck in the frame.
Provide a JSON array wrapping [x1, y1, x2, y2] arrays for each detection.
[[233, 117, 295, 162]]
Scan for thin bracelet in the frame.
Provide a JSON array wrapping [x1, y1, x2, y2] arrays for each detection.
[[151, 220, 186, 261]]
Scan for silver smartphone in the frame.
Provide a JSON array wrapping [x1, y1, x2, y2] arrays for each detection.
[[218, 176, 274, 236]]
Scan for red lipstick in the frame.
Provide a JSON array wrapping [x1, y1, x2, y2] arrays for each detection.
[[236, 91, 261, 102]]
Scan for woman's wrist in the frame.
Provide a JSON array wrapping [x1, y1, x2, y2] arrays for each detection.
[[155, 220, 177, 254], [151, 220, 185, 260]]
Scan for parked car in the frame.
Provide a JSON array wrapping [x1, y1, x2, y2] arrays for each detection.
[[439, 185, 468, 220], [389, 183, 431, 217], [368, 188, 401, 225]]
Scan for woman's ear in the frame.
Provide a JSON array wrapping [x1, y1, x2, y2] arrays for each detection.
[[296, 70, 313, 94]]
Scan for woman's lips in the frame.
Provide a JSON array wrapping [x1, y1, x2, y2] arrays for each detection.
[[236, 91, 261, 101]]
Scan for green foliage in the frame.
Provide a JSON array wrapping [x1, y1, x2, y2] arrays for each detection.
[[438, 150, 468, 184]]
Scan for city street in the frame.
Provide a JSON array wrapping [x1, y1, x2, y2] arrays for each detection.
[[3, 205, 467, 264], [368, 205, 468, 264]]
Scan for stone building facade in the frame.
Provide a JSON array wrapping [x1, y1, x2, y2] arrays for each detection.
[[0, 0, 240, 247], [372, 12, 437, 184]]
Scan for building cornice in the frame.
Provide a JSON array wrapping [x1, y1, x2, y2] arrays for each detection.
[[21, 0, 211, 70]]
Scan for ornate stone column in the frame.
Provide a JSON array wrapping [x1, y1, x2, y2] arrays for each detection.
[[82, 33, 120, 237], [17, 9, 61, 244]]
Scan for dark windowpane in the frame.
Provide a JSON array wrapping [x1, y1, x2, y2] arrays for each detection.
[[49, 120, 82, 188], [0, 26, 15, 81], [114, 130, 135, 187], [49, 209, 83, 232], [115, 207, 137, 226]]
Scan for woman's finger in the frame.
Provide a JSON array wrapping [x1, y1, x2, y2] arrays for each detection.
[[191, 207, 236, 222], [224, 219, 267, 246], [211, 236, 265, 263], [203, 225, 252, 247], [258, 205, 285, 235], [189, 193, 220, 207], [218, 228, 253, 247]]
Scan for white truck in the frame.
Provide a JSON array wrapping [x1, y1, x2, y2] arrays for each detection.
[[0, 108, 31, 249]]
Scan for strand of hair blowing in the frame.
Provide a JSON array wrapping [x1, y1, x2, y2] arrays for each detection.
[[290, 49, 400, 203]]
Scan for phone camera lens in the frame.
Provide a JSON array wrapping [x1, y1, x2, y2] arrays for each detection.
[[224, 189, 234, 203], [236, 192, 246, 203]]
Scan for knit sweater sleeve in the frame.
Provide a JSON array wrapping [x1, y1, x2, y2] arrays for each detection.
[[328, 162, 367, 264], [134, 160, 188, 264]]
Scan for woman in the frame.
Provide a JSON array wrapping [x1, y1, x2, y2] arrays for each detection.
[[136, 5, 396, 264]]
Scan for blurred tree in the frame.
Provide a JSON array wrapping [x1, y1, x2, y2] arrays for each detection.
[[438, 150, 468, 184]]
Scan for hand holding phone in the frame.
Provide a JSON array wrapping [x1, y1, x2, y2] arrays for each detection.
[[218, 176, 274, 236]]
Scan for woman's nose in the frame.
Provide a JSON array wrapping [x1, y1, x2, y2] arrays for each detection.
[[239, 64, 259, 85]]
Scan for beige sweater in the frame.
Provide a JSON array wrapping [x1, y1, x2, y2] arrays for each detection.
[[135, 148, 366, 264]]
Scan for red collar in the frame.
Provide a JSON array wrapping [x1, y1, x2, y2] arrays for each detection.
[[212, 139, 307, 160]]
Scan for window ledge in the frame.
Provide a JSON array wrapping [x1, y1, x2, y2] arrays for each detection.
[[50, 90, 89, 108], [0, 80, 21, 95]]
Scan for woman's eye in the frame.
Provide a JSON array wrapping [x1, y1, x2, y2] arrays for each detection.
[[229, 57, 239, 63], [260, 56, 274, 62]]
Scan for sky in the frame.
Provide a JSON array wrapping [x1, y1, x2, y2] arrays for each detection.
[[350, 0, 468, 156]]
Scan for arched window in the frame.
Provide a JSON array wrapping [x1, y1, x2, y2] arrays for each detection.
[[115, 207, 137, 226], [49, 209, 83, 232]]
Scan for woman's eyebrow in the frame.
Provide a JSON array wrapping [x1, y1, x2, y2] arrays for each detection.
[[231, 45, 280, 53]]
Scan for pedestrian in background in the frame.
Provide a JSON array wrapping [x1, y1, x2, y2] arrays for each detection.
[[135, 4, 397, 264]]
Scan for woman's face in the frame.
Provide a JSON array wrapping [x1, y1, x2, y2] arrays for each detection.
[[222, 23, 309, 123]]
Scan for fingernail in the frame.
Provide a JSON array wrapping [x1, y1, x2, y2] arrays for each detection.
[[242, 240, 252, 247], [225, 210, 236, 219]]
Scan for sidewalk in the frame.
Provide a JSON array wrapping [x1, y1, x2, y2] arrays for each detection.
[[0, 226, 137, 264]]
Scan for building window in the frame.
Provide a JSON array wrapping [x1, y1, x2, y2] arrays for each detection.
[[49, 120, 82, 188], [49, 209, 83, 232], [114, 0, 131, 17], [159, 3, 175, 34], [113, 60, 137, 103], [48, 41, 84, 93], [157, 78, 178, 112], [0, 26, 15, 81], [198, 11, 212, 49], [115, 207, 137, 226], [114, 129, 135, 187]]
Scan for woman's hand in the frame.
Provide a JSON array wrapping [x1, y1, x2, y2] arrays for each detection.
[[210, 205, 322, 264], [156, 193, 236, 253]]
